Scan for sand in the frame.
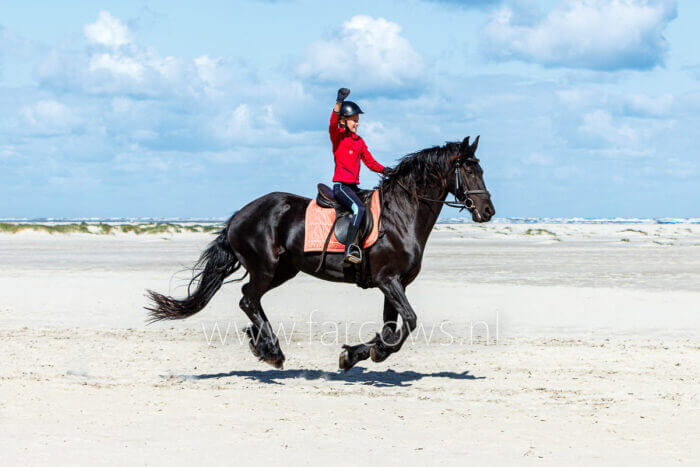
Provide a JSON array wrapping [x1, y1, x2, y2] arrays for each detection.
[[0, 223, 698, 465]]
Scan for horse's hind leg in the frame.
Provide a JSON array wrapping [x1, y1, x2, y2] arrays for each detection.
[[238, 258, 300, 368], [239, 278, 286, 368], [339, 297, 398, 371]]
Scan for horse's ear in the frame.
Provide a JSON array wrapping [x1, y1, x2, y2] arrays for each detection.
[[460, 136, 470, 154], [471, 135, 480, 153]]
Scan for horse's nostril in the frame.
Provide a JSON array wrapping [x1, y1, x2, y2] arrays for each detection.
[[484, 206, 493, 216]]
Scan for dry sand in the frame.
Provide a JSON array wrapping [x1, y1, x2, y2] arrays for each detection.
[[0, 223, 698, 465]]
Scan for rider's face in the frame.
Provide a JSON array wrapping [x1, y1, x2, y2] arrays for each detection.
[[342, 115, 359, 134]]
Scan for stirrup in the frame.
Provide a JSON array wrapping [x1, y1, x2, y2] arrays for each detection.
[[343, 244, 362, 265]]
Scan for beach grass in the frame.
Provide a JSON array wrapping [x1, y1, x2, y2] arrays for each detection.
[[0, 222, 90, 234], [619, 228, 648, 235], [524, 228, 557, 237], [0, 222, 223, 235]]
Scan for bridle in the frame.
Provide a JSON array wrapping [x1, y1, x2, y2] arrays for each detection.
[[396, 156, 490, 212], [450, 157, 491, 210]]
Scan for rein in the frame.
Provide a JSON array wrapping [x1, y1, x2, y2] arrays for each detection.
[[395, 159, 490, 211]]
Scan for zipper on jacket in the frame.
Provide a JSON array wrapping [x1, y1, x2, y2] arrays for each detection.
[[340, 166, 356, 177]]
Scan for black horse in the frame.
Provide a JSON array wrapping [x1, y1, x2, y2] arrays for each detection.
[[146, 136, 495, 370]]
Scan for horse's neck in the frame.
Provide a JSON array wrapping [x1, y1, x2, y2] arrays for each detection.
[[386, 179, 446, 248], [413, 182, 446, 245]]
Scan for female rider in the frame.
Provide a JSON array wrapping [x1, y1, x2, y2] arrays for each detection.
[[329, 87, 393, 265]]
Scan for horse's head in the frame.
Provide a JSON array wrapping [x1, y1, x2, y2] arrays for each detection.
[[448, 136, 495, 222]]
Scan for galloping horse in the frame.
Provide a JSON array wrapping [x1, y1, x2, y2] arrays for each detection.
[[146, 136, 495, 370]]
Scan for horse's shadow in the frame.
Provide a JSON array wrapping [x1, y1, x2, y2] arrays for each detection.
[[183, 367, 484, 387]]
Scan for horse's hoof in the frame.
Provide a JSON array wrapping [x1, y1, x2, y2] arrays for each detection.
[[370, 345, 378, 362], [339, 349, 354, 372], [264, 355, 285, 369], [249, 338, 284, 369], [370, 344, 391, 363]]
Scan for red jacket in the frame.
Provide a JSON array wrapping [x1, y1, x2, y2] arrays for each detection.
[[329, 111, 384, 184]]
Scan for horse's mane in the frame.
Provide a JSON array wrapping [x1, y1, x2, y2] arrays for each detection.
[[377, 142, 460, 195]]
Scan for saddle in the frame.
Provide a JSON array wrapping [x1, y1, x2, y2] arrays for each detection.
[[305, 184, 382, 282], [315, 183, 374, 245]]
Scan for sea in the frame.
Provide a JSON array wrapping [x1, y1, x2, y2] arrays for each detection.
[[1, 217, 698, 225]]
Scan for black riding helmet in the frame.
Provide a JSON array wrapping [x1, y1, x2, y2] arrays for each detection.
[[339, 101, 364, 118]]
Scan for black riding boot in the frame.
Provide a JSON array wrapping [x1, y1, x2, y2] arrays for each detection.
[[343, 222, 362, 266]]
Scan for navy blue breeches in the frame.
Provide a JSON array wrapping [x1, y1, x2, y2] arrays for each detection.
[[332, 182, 365, 229]]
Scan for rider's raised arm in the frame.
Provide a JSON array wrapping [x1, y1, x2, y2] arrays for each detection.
[[330, 88, 350, 145], [329, 108, 341, 145], [360, 141, 385, 174]]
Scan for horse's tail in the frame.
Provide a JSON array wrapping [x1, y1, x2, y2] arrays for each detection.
[[145, 215, 243, 323]]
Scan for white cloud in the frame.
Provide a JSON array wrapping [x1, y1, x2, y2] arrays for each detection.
[[84, 48, 197, 96], [557, 88, 674, 118], [580, 110, 639, 144], [40, 12, 243, 99], [622, 93, 673, 117], [214, 103, 310, 147], [664, 158, 696, 178], [83, 11, 132, 49], [1, 25, 40, 58], [577, 108, 673, 151], [425, 0, 501, 8], [32, 10, 320, 157], [20, 99, 82, 135], [194, 55, 235, 97], [89, 53, 144, 80], [361, 120, 416, 153], [297, 15, 424, 91], [195, 56, 224, 86], [41, 42, 201, 97], [110, 97, 135, 113], [484, 0, 677, 70], [37, 11, 226, 97]]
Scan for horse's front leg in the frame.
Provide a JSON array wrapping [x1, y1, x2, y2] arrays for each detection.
[[339, 297, 398, 371], [370, 277, 417, 363]]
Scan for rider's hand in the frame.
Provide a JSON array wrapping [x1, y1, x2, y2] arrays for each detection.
[[336, 88, 350, 103], [382, 167, 394, 176]]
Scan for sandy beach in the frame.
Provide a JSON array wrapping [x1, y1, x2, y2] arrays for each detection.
[[1, 223, 698, 465]]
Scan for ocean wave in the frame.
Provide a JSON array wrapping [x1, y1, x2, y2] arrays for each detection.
[[1, 217, 698, 225]]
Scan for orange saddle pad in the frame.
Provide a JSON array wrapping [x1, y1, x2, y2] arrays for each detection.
[[304, 190, 381, 253]]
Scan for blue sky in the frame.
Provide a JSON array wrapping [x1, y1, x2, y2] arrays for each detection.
[[1, 0, 698, 218]]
